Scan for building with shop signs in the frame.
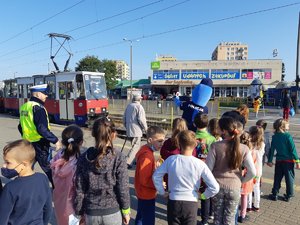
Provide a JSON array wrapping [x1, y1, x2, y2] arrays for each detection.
[[150, 58, 282, 98]]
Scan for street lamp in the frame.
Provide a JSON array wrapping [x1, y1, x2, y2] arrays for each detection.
[[295, 12, 300, 113], [123, 38, 139, 99]]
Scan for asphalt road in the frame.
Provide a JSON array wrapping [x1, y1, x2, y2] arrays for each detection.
[[0, 112, 299, 225]]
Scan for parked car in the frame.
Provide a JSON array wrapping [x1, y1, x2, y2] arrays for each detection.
[[149, 94, 163, 100], [166, 94, 174, 101]]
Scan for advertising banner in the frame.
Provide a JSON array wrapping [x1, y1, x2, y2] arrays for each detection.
[[181, 72, 208, 80], [153, 71, 180, 80], [211, 72, 240, 79], [151, 61, 160, 70], [241, 71, 253, 79]]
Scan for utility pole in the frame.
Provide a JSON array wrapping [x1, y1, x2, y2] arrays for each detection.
[[296, 12, 300, 113], [123, 38, 139, 99]]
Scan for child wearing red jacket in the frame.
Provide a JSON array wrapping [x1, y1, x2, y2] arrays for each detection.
[[135, 126, 166, 225]]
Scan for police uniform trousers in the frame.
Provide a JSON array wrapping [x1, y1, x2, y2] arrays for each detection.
[[32, 140, 53, 186]]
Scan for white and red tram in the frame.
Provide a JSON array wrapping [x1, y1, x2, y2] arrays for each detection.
[[2, 71, 108, 126]]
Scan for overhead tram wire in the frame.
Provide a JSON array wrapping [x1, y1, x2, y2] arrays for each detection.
[[3, 1, 300, 69], [0, 0, 165, 59], [0, 0, 86, 46], [72, 1, 300, 53], [0, 39, 48, 59], [135, 1, 300, 40], [1, 46, 50, 63], [75, 0, 192, 41], [64, 0, 164, 34]]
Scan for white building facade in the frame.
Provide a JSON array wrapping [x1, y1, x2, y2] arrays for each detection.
[[151, 59, 282, 97], [116, 60, 129, 80]]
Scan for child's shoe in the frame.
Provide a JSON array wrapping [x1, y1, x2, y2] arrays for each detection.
[[238, 215, 250, 223], [268, 194, 278, 201], [252, 206, 260, 212], [246, 208, 252, 212], [283, 194, 294, 202]]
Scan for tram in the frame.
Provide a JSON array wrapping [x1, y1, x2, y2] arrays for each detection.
[[2, 71, 108, 126]]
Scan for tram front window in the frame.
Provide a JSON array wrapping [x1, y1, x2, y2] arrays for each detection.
[[85, 75, 107, 100]]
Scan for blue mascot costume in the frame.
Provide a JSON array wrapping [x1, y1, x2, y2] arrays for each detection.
[[174, 78, 213, 131]]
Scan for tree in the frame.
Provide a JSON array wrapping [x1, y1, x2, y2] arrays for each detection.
[[99, 59, 118, 90], [75, 55, 101, 72], [75, 56, 118, 90]]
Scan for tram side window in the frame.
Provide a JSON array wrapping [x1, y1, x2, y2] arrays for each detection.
[[26, 84, 33, 98], [76, 75, 85, 99], [59, 83, 66, 99], [18, 85, 24, 98], [47, 82, 55, 99], [4, 85, 9, 98], [76, 82, 85, 99], [67, 82, 74, 99], [11, 83, 17, 97]]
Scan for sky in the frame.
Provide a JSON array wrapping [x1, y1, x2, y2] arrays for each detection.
[[0, 0, 299, 82]]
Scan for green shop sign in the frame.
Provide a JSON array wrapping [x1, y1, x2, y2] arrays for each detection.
[[151, 61, 160, 70]]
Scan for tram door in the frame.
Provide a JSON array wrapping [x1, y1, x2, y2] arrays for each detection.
[[58, 82, 75, 120]]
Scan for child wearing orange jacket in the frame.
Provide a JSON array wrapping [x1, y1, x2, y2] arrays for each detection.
[[134, 126, 166, 225]]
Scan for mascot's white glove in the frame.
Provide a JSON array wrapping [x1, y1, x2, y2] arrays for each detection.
[[174, 92, 181, 107]]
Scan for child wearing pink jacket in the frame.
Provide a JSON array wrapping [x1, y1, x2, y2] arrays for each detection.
[[51, 125, 84, 225]]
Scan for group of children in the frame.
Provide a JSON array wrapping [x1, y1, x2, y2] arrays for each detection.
[[0, 113, 299, 225], [0, 117, 130, 225], [134, 113, 300, 225]]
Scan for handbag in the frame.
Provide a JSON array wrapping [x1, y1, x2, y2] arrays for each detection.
[[289, 107, 295, 117]]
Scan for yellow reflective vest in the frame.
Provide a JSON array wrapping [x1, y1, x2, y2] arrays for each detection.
[[20, 101, 50, 142]]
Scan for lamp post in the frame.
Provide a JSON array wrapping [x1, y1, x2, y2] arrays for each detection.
[[295, 12, 300, 113], [123, 38, 139, 99]]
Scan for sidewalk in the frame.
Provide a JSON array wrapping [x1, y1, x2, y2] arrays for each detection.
[[127, 167, 300, 225]]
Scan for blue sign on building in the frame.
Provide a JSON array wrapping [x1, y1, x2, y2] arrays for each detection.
[[211, 72, 240, 79], [153, 71, 180, 80], [181, 72, 208, 80]]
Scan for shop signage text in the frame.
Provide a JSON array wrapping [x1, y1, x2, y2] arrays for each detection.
[[211, 72, 240, 79], [181, 72, 208, 79]]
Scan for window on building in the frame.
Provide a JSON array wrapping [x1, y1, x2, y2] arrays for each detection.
[[232, 87, 237, 97], [214, 87, 220, 97], [226, 87, 232, 97], [220, 87, 226, 97], [230, 57, 234, 60], [186, 87, 191, 95]]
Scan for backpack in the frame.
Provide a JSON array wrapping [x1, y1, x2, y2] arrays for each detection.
[[196, 138, 208, 160]]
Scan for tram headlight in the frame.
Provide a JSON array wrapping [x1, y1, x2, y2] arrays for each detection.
[[101, 107, 106, 112], [89, 108, 95, 113]]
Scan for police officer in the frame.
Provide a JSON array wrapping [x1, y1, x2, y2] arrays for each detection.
[[18, 84, 61, 187]]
